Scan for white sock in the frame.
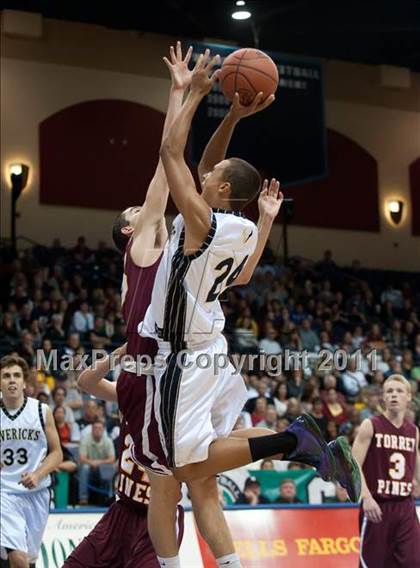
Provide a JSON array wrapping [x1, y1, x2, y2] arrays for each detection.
[[217, 553, 242, 567], [157, 556, 181, 568]]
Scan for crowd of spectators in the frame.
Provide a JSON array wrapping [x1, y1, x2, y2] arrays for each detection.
[[0, 238, 419, 506]]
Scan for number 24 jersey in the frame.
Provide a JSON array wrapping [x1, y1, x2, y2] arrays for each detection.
[[140, 209, 257, 351]]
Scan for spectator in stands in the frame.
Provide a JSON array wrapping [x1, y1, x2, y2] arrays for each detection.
[[364, 323, 386, 351], [78, 420, 115, 505], [275, 479, 302, 504], [286, 369, 304, 399], [310, 397, 328, 437], [51, 385, 74, 420], [284, 398, 302, 423], [71, 302, 94, 335], [17, 331, 36, 365], [325, 482, 350, 503], [53, 405, 79, 445], [259, 327, 282, 356], [244, 378, 275, 413], [261, 459, 275, 470], [273, 382, 288, 417], [64, 333, 82, 356], [77, 399, 99, 437], [323, 388, 347, 425], [299, 318, 320, 352], [279, 308, 296, 346], [340, 357, 368, 397], [276, 417, 290, 432], [237, 477, 270, 505], [360, 390, 381, 420], [256, 404, 278, 429], [45, 313, 66, 341], [250, 397, 268, 426], [89, 317, 112, 349]]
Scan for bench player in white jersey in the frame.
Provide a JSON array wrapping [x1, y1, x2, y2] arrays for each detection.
[[0, 355, 62, 568], [140, 48, 361, 504]]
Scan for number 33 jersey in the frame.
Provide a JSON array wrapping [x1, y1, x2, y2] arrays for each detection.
[[0, 397, 50, 493], [140, 209, 257, 351], [363, 414, 418, 500]]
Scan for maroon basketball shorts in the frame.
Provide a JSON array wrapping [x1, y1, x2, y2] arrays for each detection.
[[63, 501, 184, 568], [359, 498, 420, 567]]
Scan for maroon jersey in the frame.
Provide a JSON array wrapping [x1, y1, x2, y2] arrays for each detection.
[[121, 239, 161, 359], [363, 414, 418, 500], [117, 240, 169, 473], [116, 419, 150, 509]]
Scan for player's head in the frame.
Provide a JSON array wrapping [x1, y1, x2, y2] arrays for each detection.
[[201, 158, 261, 210], [0, 355, 29, 401], [382, 374, 411, 413], [112, 206, 142, 251]]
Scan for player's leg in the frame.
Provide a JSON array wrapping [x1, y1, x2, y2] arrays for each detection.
[[147, 472, 182, 567], [24, 490, 50, 568], [359, 505, 389, 567], [391, 499, 420, 567], [188, 476, 242, 568], [0, 494, 30, 568], [63, 502, 125, 567]]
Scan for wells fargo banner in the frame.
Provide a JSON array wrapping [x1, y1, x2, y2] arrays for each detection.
[[37, 505, 420, 567]]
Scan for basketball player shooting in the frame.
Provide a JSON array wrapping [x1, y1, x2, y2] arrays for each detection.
[[352, 374, 420, 567], [140, 48, 361, 502]]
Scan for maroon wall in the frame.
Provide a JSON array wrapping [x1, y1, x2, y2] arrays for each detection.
[[40, 103, 380, 232], [409, 158, 420, 236], [39, 100, 166, 211]]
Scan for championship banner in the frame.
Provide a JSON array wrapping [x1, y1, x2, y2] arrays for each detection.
[[189, 42, 327, 189], [37, 506, 420, 567]]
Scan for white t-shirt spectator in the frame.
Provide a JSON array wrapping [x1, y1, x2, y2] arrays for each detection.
[[259, 338, 282, 355], [340, 370, 368, 396], [72, 310, 94, 333]]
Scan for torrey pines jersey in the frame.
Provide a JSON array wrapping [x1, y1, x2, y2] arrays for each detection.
[[140, 209, 257, 351], [0, 397, 50, 493], [363, 414, 418, 500]]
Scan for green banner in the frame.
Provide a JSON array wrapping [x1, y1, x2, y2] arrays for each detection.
[[249, 470, 316, 503]]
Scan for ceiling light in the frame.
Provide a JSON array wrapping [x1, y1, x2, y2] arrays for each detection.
[[236, 0, 246, 5], [232, 10, 251, 20]]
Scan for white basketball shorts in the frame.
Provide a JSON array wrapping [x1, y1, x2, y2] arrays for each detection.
[[0, 488, 49, 561], [154, 334, 247, 469]]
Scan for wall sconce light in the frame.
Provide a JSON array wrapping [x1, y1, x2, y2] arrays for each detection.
[[9, 163, 29, 255], [387, 200, 404, 225]]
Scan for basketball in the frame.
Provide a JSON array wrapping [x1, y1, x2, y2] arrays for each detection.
[[219, 48, 279, 105]]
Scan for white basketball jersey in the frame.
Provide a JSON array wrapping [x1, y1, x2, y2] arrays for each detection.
[[0, 397, 50, 493], [140, 209, 257, 350]]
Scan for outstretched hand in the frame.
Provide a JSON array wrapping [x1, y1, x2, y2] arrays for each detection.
[[190, 49, 220, 97], [163, 41, 193, 91], [229, 91, 275, 121], [258, 178, 283, 221]]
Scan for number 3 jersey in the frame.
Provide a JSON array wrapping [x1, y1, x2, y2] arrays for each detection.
[[363, 414, 418, 500], [140, 209, 257, 351], [0, 397, 50, 493]]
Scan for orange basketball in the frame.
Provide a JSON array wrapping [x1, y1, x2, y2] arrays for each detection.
[[219, 48, 279, 106]]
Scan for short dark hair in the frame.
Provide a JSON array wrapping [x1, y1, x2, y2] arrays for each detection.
[[222, 158, 261, 210], [0, 355, 29, 381], [52, 386, 67, 398], [112, 211, 130, 252]]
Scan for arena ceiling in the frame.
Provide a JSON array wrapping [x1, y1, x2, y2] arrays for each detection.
[[3, 0, 420, 72]]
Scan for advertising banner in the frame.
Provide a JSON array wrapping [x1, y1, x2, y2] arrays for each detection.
[[37, 505, 420, 567]]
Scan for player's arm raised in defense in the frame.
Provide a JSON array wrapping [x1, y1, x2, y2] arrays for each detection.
[[20, 407, 63, 490], [160, 50, 220, 253], [234, 178, 283, 286], [130, 43, 192, 263], [352, 418, 383, 523], [77, 344, 127, 402]]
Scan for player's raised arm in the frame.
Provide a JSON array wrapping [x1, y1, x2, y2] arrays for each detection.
[[20, 407, 63, 490], [198, 91, 275, 187], [133, 42, 193, 231], [234, 178, 283, 286], [160, 50, 220, 252], [77, 344, 127, 401], [352, 418, 383, 522]]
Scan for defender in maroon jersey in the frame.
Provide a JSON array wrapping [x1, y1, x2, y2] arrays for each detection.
[[353, 374, 420, 567], [63, 414, 183, 568]]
